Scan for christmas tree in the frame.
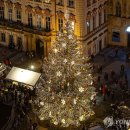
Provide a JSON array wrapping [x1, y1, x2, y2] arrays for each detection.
[[33, 13, 96, 127]]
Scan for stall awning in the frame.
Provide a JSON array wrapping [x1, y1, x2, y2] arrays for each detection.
[[6, 67, 41, 86]]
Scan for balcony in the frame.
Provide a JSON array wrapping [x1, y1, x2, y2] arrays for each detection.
[[0, 19, 52, 36]]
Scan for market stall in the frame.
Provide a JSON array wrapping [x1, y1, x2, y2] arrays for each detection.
[[6, 67, 41, 87]]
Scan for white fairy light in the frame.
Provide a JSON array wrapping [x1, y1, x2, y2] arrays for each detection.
[[61, 119, 66, 124], [71, 61, 75, 65], [61, 99, 66, 105], [62, 43, 66, 48], [79, 115, 84, 121], [76, 71, 81, 76], [56, 71, 62, 77], [79, 87, 84, 93], [54, 49, 58, 53], [73, 98, 77, 105], [63, 59, 67, 63]]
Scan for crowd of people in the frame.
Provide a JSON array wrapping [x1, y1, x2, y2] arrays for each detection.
[[0, 79, 38, 130], [95, 63, 129, 102]]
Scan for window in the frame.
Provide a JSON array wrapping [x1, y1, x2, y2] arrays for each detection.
[[99, 12, 102, 26], [46, 16, 51, 31], [116, 2, 121, 17], [93, 16, 96, 29], [34, 0, 41, 2], [57, 0, 63, 5], [112, 31, 120, 42], [36, 15, 41, 28], [43, 0, 50, 3], [68, 0, 74, 8], [58, 18, 63, 32], [8, 9, 12, 21], [0, 7, 4, 19], [86, 20, 90, 33], [1, 33, 5, 42], [87, 0, 91, 7], [28, 13, 33, 27], [16, 10, 21, 22], [17, 37, 23, 51], [9, 35, 13, 43], [104, 9, 107, 22], [92, 0, 96, 4]]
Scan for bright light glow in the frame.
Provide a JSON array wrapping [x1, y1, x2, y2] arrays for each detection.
[[30, 65, 34, 69], [54, 49, 58, 53], [87, 22, 90, 26], [6, 67, 41, 86], [79, 87, 84, 93], [126, 26, 130, 32], [61, 119, 66, 124], [71, 21, 75, 30], [65, 10, 69, 20], [79, 115, 84, 121], [61, 99, 66, 105]]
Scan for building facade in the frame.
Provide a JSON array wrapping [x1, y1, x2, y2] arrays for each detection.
[[108, 0, 130, 47], [0, 0, 108, 58]]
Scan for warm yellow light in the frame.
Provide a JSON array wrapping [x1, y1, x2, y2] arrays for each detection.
[[54, 49, 58, 53], [30, 65, 34, 69], [71, 21, 75, 30]]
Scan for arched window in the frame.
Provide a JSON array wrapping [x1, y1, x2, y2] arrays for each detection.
[[116, 2, 121, 17]]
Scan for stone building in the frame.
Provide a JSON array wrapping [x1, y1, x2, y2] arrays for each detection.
[[0, 0, 108, 58], [108, 0, 130, 47]]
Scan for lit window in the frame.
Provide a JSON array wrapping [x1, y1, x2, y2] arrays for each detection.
[[16, 10, 21, 23], [58, 18, 63, 32], [28, 13, 33, 27], [0, 6, 4, 19], [1, 33, 5, 42], [86, 20, 90, 33], [43, 0, 50, 3], [68, 0, 74, 8], [37, 15, 41, 28], [8, 9, 12, 21], [46, 16, 51, 31]]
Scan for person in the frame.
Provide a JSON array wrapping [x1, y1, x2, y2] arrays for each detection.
[[106, 88, 111, 98], [2, 49, 6, 56], [99, 65, 103, 73], [111, 70, 115, 80], [97, 75, 101, 82], [125, 74, 127, 81], [104, 72, 108, 81], [91, 54, 94, 61], [32, 123, 38, 130], [111, 90, 115, 101], [102, 84, 107, 101], [115, 49, 118, 57]]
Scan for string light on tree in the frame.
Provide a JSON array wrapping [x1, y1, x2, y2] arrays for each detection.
[[33, 11, 95, 128]]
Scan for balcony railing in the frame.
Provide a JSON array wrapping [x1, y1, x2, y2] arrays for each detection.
[[0, 19, 51, 36]]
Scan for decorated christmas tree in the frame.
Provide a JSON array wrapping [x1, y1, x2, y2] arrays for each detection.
[[33, 13, 96, 127]]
